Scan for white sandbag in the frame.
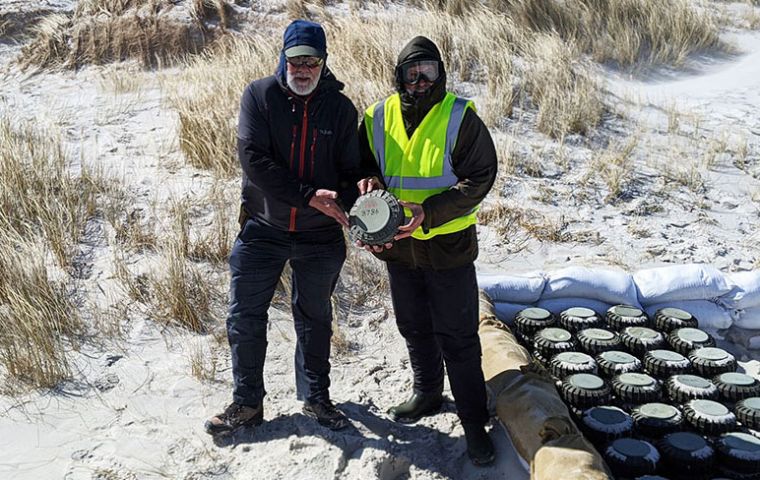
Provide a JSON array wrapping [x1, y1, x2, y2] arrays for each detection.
[[542, 267, 640, 307], [722, 271, 760, 309], [644, 300, 733, 330], [477, 272, 546, 304], [537, 298, 612, 317], [634, 264, 732, 306], [494, 302, 533, 326], [732, 306, 760, 330]]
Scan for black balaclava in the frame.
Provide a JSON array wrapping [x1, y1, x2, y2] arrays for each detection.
[[395, 36, 447, 136]]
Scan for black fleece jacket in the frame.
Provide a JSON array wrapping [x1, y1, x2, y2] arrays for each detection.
[[237, 62, 360, 232], [357, 36, 498, 270]]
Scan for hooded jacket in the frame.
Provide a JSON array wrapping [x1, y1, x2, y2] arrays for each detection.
[[358, 36, 498, 270], [237, 50, 360, 232]]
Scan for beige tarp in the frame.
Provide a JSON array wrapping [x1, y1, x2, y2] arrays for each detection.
[[479, 291, 612, 480]]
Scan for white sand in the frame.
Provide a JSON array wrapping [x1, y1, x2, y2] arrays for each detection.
[[1, 2, 760, 479]]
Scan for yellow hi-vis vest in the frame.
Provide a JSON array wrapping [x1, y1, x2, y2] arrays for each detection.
[[364, 92, 479, 240]]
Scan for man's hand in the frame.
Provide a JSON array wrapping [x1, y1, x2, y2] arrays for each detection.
[[308, 189, 348, 227], [394, 201, 424, 240], [357, 176, 382, 195], [354, 239, 394, 253]]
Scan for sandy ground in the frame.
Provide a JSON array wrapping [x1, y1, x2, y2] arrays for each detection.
[[1, 1, 760, 479]]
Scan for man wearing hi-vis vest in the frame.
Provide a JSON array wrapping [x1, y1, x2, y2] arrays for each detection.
[[356, 36, 498, 466]]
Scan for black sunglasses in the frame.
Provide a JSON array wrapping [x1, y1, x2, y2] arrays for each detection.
[[286, 56, 324, 69]]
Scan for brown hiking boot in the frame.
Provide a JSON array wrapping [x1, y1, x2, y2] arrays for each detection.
[[302, 400, 349, 430], [204, 402, 263, 435]]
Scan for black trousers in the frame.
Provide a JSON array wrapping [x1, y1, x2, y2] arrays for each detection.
[[387, 261, 489, 426], [226, 218, 345, 407]]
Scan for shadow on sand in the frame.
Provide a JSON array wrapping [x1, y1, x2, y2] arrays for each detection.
[[208, 399, 492, 478]]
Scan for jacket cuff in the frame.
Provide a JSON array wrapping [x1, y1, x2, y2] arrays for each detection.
[[421, 202, 432, 234], [302, 186, 316, 208]]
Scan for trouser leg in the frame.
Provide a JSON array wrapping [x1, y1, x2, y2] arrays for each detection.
[[387, 262, 444, 395], [227, 219, 287, 407], [427, 263, 489, 425], [290, 228, 346, 403]]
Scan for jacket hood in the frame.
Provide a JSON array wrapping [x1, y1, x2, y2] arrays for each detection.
[[396, 36, 443, 68], [395, 36, 447, 133]]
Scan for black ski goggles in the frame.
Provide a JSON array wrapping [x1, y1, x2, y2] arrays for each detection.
[[399, 60, 441, 85]]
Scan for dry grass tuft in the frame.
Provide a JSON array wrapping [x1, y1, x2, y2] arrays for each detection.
[[0, 224, 82, 390], [0, 117, 104, 268], [186, 187, 235, 264], [192, 0, 232, 30], [478, 203, 570, 243], [489, 0, 724, 68], [477, 203, 531, 253], [165, 192, 235, 264], [523, 33, 603, 137], [169, 34, 280, 176], [19, 2, 210, 71], [591, 136, 639, 203], [149, 239, 214, 333], [74, 0, 142, 16], [337, 246, 390, 311], [286, 0, 310, 20], [0, 115, 135, 388], [187, 339, 218, 381]]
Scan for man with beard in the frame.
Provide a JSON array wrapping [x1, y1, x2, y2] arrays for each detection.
[[356, 36, 498, 466], [205, 20, 359, 435]]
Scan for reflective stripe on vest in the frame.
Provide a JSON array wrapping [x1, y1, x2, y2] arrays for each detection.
[[365, 92, 479, 240]]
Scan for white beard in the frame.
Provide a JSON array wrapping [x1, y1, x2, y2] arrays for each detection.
[[286, 69, 321, 96]]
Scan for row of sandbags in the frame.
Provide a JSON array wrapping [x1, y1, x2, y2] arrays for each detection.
[[478, 264, 760, 330], [478, 291, 612, 480]]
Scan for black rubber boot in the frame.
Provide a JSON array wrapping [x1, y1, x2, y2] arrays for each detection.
[[388, 391, 443, 424], [463, 423, 495, 466]]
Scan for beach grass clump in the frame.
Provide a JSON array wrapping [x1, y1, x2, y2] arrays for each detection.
[[0, 117, 103, 268], [0, 222, 82, 391], [169, 34, 280, 176], [19, 1, 211, 71], [0, 115, 127, 388], [149, 239, 214, 333], [485, 0, 724, 67], [522, 32, 603, 137]]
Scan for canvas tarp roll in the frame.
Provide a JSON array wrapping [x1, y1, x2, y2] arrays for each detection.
[[531, 434, 611, 480], [479, 291, 612, 480], [479, 292, 531, 395]]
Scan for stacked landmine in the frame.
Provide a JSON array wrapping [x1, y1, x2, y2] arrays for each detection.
[[479, 295, 612, 480], [511, 305, 760, 479]]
